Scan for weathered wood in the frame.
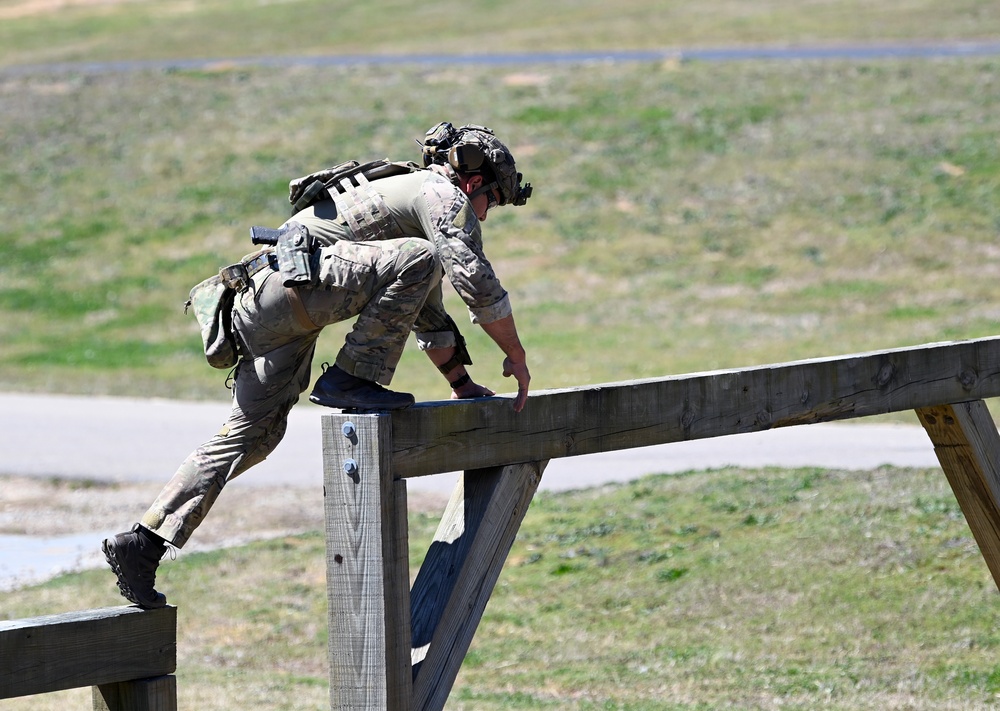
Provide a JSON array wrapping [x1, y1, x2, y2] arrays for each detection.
[[410, 461, 546, 711], [392, 337, 1000, 478], [93, 675, 177, 711], [323, 413, 412, 711], [917, 401, 1000, 589], [0, 605, 176, 699]]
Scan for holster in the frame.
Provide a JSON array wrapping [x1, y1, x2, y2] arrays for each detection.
[[275, 222, 314, 287]]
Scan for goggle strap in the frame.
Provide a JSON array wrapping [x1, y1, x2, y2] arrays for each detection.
[[469, 181, 500, 201]]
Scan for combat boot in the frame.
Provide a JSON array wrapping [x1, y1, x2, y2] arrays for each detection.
[[102, 524, 168, 609], [308, 365, 415, 411]]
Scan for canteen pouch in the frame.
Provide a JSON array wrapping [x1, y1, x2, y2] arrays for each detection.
[[185, 274, 238, 369]]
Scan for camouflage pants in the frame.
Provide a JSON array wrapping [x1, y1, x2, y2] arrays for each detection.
[[141, 237, 439, 547]]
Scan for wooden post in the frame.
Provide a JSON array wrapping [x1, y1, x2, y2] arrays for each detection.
[[93, 675, 177, 711], [410, 460, 546, 711], [917, 400, 1000, 589], [322, 413, 412, 711]]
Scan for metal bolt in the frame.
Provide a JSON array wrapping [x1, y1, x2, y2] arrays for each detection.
[[343, 459, 358, 476], [342, 421, 356, 438]]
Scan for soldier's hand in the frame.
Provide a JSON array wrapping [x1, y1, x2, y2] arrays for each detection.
[[450, 380, 495, 401], [502, 357, 530, 413]]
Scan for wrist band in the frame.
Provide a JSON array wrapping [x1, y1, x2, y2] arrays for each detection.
[[449, 373, 471, 389]]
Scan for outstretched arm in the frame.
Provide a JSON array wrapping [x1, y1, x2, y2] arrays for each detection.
[[480, 314, 530, 413]]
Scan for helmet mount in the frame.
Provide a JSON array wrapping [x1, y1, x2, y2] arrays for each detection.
[[420, 122, 532, 207]]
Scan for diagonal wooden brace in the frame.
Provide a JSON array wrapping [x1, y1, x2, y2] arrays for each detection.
[[917, 400, 1000, 590], [409, 460, 547, 711]]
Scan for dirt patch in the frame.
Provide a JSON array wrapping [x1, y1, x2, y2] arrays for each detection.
[[1, 474, 449, 587], [0, 0, 132, 20]]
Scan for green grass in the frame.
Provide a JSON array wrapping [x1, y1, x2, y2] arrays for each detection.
[[2, 0, 999, 70], [2, 56, 1000, 405], [3, 467, 1000, 710], [3, 6, 1000, 705]]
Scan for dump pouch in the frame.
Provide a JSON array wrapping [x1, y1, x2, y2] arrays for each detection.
[[185, 274, 238, 369]]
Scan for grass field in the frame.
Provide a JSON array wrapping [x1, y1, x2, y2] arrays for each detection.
[[3, 467, 1000, 710], [2, 54, 999, 406], [2, 0, 999, 70], [3, 3, 1000, 709]]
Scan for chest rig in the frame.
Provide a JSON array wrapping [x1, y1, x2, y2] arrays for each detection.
[[288, 159, 423, 241]]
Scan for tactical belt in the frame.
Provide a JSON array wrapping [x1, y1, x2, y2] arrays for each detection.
[[333, 172, 405, 242], [220, 250, 277, 292], [219, 251, 317, 331]]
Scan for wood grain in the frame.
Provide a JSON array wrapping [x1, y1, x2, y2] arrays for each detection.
[[390, 337, 1000, 477], [0, 605, 175, 699]]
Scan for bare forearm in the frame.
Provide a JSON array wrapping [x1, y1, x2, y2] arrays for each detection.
[[481, 314, 530, 412], [480, 315, 526, 363]]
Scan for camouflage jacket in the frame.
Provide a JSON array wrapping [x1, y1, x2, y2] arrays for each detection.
[[288, 168, 511, 350]]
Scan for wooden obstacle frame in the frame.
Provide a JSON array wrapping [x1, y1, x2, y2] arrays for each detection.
[[321, 336, 1000, 711], [4, 336, 1000, 709], [0, 605, 176, 710]]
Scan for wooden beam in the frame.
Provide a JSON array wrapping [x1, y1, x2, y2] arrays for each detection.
[[917, 401, 1000, 589], [323, 413, 412, 711], [93, 675, 177, 711], [392, 337, 1000, 478], [410, 461, 546, 711], [0, 605, 176, 699]]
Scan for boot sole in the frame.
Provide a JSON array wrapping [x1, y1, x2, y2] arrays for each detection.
[[308, 393, 413, 411], [102, 538, 167, 609]]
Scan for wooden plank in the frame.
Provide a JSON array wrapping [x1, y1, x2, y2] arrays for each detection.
[[0, 605, 176, 699], [392, 337, 1000, 478], [93, 675, 177, 711], [410, 461, 546, 711], [917, 401, 1000, 589], [322, 413, 412, 711]]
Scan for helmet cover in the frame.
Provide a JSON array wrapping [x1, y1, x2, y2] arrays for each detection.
[[420, 122, 532, 206]]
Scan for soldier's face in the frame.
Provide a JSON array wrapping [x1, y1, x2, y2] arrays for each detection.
[[460, 174, 499, 222]]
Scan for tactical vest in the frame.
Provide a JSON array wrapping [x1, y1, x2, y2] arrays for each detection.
[[288, 159, 424, 242]]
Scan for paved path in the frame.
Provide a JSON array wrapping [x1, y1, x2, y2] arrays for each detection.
[[0, 392, 941, 590], [0, 392, 940, 493], [5, 41, 1000, 77]]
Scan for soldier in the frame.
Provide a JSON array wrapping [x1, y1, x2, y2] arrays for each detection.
[[103, 123, 533, 609]]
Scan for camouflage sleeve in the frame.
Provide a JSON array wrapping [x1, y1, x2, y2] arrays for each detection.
[[419, 174, 512, 325]]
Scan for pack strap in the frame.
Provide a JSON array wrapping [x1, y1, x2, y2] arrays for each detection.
[[285, 286, 319, 331]]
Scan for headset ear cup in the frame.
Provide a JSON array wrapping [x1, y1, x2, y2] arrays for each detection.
[[448, 144, 486, 173]]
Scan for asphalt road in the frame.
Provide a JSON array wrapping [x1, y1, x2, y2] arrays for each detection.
[[0, 391, 941, 494], [0, 392, 941, 591]]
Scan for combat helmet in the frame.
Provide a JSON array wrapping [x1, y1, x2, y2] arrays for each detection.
[[420, 122, 532, 207]]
